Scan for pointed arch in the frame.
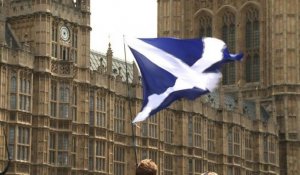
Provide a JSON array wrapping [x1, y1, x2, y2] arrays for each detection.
[[198, 13, 213, 37], [218, 8, 237, 85], [194, 9, 213, 38], [10, 71, 17, 109], [216, 5, 238, 16], [242, 5, 260, 82], [239, 1, 261, 13]]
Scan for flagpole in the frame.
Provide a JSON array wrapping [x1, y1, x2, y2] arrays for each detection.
[[123, 35, 138, 166]]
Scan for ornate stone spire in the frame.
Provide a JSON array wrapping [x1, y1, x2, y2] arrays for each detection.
[[106, 42, 113, 74]]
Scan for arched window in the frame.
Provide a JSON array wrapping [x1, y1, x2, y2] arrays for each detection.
[[10, 73, 17, 109], [50, 81, 57, 117], [10, 76, 17, 93], [245, 7, 260, 82], [199, 14, 212, 37], [114, 98, 125, 134], [51, 22, 58, 58], [222, 11, 236, 85], [59, 84, 70, 118], [164, 111, 174, 144], [19, 72, 32, 111]]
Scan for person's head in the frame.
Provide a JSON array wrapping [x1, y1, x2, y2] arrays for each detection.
[[136, 159, 158, 175]]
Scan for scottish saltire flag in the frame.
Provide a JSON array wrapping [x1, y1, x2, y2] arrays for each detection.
[[126, 37, 243, 123]]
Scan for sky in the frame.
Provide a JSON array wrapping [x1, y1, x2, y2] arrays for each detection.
[[90, 0, 158, 62]]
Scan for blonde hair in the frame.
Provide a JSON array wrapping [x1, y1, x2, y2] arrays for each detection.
[[136, 159, 158, 175]]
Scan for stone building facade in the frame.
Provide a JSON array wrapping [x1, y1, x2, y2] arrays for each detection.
[[0, 0, 289, 175], [157, 0, 300, 175]]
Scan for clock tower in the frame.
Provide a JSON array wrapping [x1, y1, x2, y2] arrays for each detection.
[[5, 0, 91, 174]]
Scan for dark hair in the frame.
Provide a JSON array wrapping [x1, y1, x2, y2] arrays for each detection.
[[136, 159, 158, 175]]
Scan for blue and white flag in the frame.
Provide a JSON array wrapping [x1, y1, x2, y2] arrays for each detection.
[[126, 37, 243, 123]]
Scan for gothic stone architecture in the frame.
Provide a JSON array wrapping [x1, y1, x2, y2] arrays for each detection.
[[158, 0, 300, 175], [0, 0, 294, 175]]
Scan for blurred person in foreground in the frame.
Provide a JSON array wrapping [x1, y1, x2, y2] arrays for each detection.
[[136, 159, 158, 175]]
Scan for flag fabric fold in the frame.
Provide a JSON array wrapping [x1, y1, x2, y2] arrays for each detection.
[[126, 37, 243, 123]]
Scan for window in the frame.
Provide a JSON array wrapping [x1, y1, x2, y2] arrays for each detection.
[[0, 126, 6, 157], [141, 115, 158, 138], [72, 86, 77, 122], [228, 127, 233, 155], [228, 126, 240, 156], [188, 115, 202, 147], [8, 126, 15, 159], [188, 159, 193, 175], [228, 166, 241, 175], [95, 141, 106, 171], [222, 11, 236, 85], [52, 22, 58, 42], [245, 7, 260, 82], [164, 112, 174, 144], [0, 67, 7, 109], [17, 127, 30, 161], [49, 133, 56, 164], [162, 1, 170, 33], [263, 135, 276, 164], [89, 140, 94, 170], [164, 154, 173, 175], [269, 136, 276, 164], [58, 133, 69, 166], [50, 80, 57, 117], [245, 131, 253, 161], [49, 132, 69, 166], [199, 14, 212, 37], [114, 98, 125, 134], [19, 72, 31, 111], [187, 158, 204, 175], [72, 28, 78, 50], [233, 127, 240, 156], [208, 162, 216, 172], [50, 80, 71, 119], [172, 0, 181, 34], [52, 22, 58, 58], [114, 146, 125, 175], [89, 91, 95, 125], [96, 92, 106, 128], [188, 116, 193, 146], [59, 83, 69, 118], [234, 167, 241, 175], [149, 150, 158, 163], [194, 117, 201, 148], [207, 121, 215, 152], [140, 149, 158, 165], [140, 149, 157, 164], [263, 136, 268, 162], [228, 166, 233, 175], [60, 46, 70, 61], [71, 137, 76, 168], [10, 72, 17, 109], [52, 43, 58, 58], [9, 126, 30, 161], [141, 149, 147, 160], [195, 159, 203, 174]]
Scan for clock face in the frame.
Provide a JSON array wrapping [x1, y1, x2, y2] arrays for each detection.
[[60, 26, 70, 41]]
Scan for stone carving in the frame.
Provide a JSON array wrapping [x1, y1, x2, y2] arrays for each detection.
[[195, 0, 213, 10], [217, 0, 237, 8], [60, 62, 71, 75], [51, 61, 58, 74]]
